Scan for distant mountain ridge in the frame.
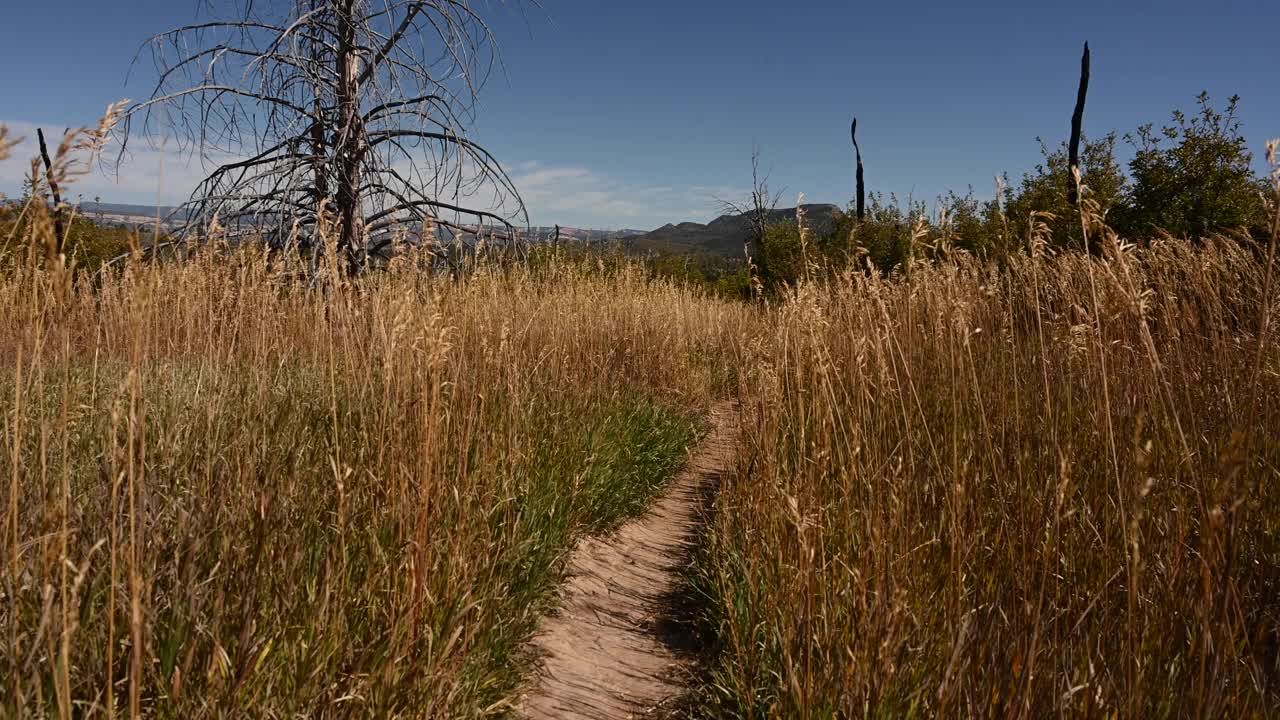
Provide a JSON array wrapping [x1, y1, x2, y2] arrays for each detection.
[[523, 226, 647, 243], [13, 199, 841, 256], [621, 204, 842, 256]]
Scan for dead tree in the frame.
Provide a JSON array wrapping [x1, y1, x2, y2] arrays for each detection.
[[717, 148, 782, 257], [115, 0, 527, 270], [1068, 42, 1090, 206], [717, 147, 782, 300], [747, 149, 777, 252], [850, 118, 865, 222]]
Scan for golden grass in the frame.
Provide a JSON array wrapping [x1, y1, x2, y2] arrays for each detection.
[[0, 200, 750, 715], [699, 211, 1280, 716], [5, 119, 1280, 719]]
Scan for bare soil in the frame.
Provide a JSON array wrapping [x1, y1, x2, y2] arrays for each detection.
[[516, 401, 739, 719]]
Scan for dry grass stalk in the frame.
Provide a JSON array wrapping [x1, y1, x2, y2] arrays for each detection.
[[0, 131, 750, 716], [700, 200, 1280, 717]]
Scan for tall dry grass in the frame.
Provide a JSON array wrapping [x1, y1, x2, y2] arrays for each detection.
[[8, 117, 1280, 718], [699, 178, 1280, 716], [0, 150, 751, 714]]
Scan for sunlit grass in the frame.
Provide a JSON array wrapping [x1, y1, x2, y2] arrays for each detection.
[[698, 220, 1280, 716], [0, 225, 747, 715]]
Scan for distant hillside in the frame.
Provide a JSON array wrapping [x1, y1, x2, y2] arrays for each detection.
[[17, 198, 805, 252], [422, 224, 644, 246], [524, 226, 647, 243], [0, 200, 184, 222], [79, 202, 183, 219], [621, 204, 841, 256]]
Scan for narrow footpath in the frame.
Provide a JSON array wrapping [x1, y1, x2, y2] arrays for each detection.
[[517, 401, 740, 719]]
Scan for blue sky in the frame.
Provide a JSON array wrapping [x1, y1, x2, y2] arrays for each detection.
[[1, 0, 1276, 230]]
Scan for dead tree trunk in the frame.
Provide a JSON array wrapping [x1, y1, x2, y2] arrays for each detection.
[[36, 128, 66, 258], [335, 0, 366, 270], [851, 118, 865, 222], [1068, 42, 1090, 206]]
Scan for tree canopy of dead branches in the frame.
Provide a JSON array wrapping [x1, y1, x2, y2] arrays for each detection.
[[117, 0, 528, 269]]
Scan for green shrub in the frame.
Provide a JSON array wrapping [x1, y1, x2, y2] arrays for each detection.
[[757, 220, 806, 287], [0, 204, 136, 274], [832, 195, 922, 275], [1001, 133, 1127, 251], [1115, 92, 1269, 240]]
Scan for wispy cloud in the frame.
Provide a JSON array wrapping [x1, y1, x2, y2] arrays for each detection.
[[2, 118, 744, 229], [511, 163, 747, 229], [0, 119, 229, 207]]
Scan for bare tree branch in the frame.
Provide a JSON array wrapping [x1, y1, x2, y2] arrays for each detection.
[[113, 0, 527, 270]]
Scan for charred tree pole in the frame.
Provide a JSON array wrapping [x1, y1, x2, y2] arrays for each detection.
[[1068, 42, 1090, 206], [851, 118, 865, 222], [36, 128, 66, 255]]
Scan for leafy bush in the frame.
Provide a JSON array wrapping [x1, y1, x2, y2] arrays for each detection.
[[819, 93, 1269, 269], [1001, 133, 1128, 251], [645, 251, 753, 301], [1, 202, 136, 274], [757, 220, 806, 287], [1115, 92, 1269, 240]]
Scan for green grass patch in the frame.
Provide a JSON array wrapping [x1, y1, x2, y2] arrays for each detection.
[[0, 357, 701, 717]]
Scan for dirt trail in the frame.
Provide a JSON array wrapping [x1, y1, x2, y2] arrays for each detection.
[[516, 401, 739, 719]]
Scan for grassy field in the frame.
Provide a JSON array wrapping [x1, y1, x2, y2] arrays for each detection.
[[0, 230, 751, 715], [3, 121, 1280, 718], [698, 229, 1280, 716]]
